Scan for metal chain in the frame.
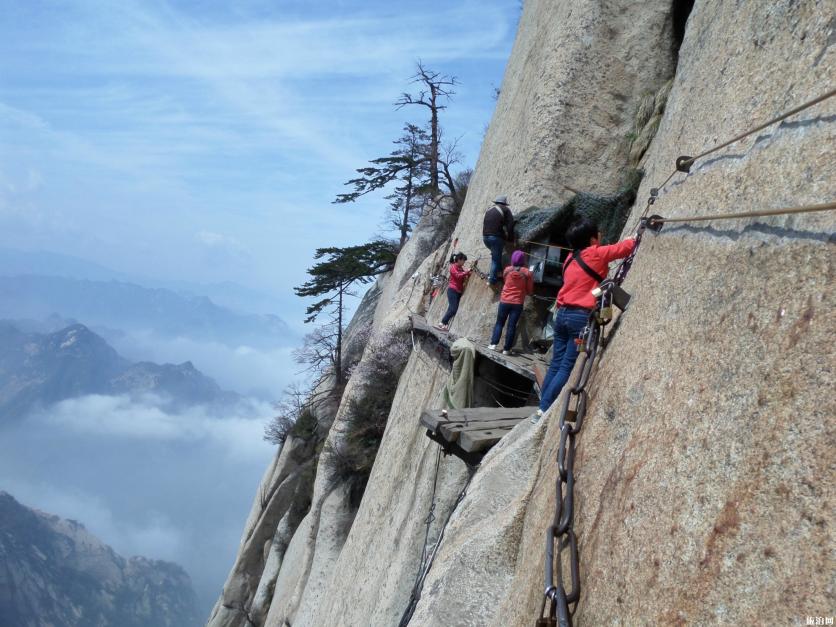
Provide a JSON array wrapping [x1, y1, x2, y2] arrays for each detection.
[[537, 316, 601, 627], [532, 88, 836, 627], [535, 224, 642, 626]]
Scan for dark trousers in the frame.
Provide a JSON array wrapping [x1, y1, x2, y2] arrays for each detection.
[[539, 307, 590, 412], [482, 235, 505, 284], [441, 287, 462, 325], [491, 302, 523, 350]]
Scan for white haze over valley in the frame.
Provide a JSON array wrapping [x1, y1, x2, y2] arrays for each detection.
[[0, 393, 275, 613], [108, 329, 296, 399], [0, 0, 519, 620]]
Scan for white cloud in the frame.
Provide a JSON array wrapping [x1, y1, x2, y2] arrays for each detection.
[[1, 480, 184, 563], [196, 230, 240, 248], [0, 387, 280, 612], [35, 394, 275, 461], [108, 330, 296, 398]]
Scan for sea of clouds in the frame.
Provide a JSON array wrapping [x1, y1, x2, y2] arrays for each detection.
[[0, 392, 278, 616]]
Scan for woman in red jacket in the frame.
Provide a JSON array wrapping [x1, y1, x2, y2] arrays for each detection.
[[533, 218, 636, 422], [436, 253, 471, 331], [489, 250, 533, 354]]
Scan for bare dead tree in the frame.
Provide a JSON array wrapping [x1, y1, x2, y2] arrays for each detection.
[[395, 61, 458, 196], [292, 323, 341, 384], [264, 382, 310, 445]]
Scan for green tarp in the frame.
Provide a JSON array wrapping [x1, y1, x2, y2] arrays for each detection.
[[443, 337, 476, 409], [514, 170, 643, 246]]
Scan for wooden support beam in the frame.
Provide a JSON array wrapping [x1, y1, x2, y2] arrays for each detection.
[[420, 406, 538, 463], [410, 313, 549, 382], [460, 427, 514, 452]]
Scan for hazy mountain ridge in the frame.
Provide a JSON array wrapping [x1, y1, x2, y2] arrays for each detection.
[[0, 491, 201, 627], [0, 322, 240, 421], [0, 274, 293, 349], [0, 247, 288, 316]]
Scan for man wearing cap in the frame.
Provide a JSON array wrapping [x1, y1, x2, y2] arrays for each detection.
[[482, 195, 515, 286]]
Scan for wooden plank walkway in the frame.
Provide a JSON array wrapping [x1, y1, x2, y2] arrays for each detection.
[[420, 406, 538, 465], [410, 314, 548, 383]]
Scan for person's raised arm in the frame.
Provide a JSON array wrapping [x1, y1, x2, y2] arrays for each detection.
[[597, 237, 636, 263]]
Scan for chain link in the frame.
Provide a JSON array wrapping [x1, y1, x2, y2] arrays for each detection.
[[536, 311, 601, 626], [535, 221, 644, 626]]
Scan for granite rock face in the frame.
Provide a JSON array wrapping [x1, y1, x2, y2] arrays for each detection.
[[0, 492, 200, 627], [491, 1, 836, 625], [432, 0, 676, 340], [213, 0, 835, 624]]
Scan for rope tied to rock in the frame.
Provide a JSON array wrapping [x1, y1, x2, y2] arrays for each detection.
[[645, 200, 836, 228], [674, 87, 836, 173], [630, 86, 836, 234]]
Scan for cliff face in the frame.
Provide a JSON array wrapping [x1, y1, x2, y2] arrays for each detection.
[[0, 492, 200, 627], [211, 0, 834, 625]]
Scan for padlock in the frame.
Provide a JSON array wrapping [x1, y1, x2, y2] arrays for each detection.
[[599, 305, 613, 323], [575, 337, 586, 353]]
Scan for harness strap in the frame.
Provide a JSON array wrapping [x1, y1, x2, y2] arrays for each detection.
[[563, 249, 604, 283]]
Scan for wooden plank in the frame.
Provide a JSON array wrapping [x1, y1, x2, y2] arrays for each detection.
[[459, 427, 515, 452], [410, 314, 454, 348], [447, 406, 536, 420], [473, 344, 535, 380], [410, 313, 551, 383], [439, 416, 529, 440], [420, 406, 537, 432], [420, 411, 442, 431], [438, 415, 531, 431]]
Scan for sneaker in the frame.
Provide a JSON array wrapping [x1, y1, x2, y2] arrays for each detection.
[[435, 323, 449, 331], [502, 349, 512, 356], [488, 344, 498, 351], [530, 409, 544, 424]]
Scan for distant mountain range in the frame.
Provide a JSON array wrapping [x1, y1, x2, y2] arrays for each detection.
[[0, 246, 290, 316], [0, 491, 201, 627], [0, 322, 240, 421], [0, 274, 294, 349]]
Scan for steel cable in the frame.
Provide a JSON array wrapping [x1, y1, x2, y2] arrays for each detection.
[[679, 87, 836, 169], [648, 200, 836, 226]]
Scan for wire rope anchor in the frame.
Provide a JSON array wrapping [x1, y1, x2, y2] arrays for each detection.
[[641, 214, 665, 233], [675, 155, 694, 172]]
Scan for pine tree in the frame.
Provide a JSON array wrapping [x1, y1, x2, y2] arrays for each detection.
[[294, 241, 397, 384], [334, 64, 469, 245]]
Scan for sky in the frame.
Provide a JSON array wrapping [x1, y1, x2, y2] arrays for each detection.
[[1, 0, 519, 324], [0, 0, 520, 618]]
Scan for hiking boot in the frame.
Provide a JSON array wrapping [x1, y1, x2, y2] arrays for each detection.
[[530, 409, 544, 424]]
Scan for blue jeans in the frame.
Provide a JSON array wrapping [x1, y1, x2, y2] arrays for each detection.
[[491, 302, 523, 350], [539, 307, 591, 412], [441, 287, 462, 325], [482, 235, 505, 284]]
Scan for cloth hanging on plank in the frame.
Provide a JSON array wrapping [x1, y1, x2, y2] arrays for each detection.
[[443, 338, 476, 409]]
